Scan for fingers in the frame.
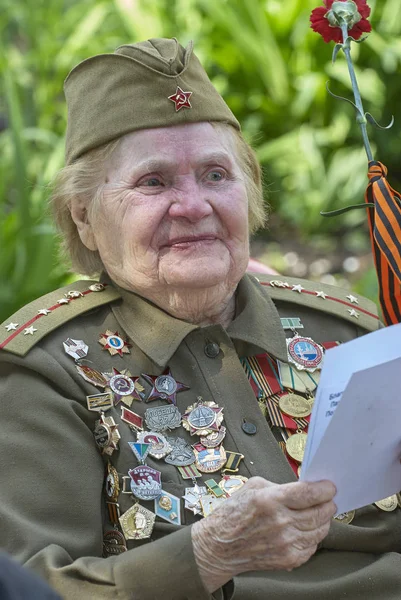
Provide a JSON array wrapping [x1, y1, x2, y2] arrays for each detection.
[[278, 480, 336, 510], [294, 500, 337, 532]]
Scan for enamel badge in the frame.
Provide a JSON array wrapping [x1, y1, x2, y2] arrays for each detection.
[[76, 364, 107, 388], [164, 436, 195, 466], [119, 504, 155, 540], [86, 392, 113, 412], [286, 334, 324, 372], [168, 86, 192, 111], [136, 431, 172, 460], [63, 338, 88, 361], [194, 446, 227, 473], [106, 368, 143, 406], [93, 413, 120, 456], [128, 465, 162, 501], [144, 405, 182, 432], [99, 330, 131, 356], [154, 491, 181, 525], [182, 397, 223, 436], [142, 368, 189, 405]]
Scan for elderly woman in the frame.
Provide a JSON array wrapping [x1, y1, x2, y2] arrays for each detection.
[[0, 38, 400, 600]]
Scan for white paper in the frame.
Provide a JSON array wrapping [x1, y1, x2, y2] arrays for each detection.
[[300, 322, 401, 514]]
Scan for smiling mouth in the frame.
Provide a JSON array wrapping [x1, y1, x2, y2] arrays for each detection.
[[163, 235, 219, 249]]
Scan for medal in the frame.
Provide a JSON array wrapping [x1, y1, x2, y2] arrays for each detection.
[[128, 465, 162, 501], [106, 368, 142, 406], [375, 495, 398, 512], [277, 360, 319, 393], [102, 530, 127, 557], [164, 437, 195, 466], [194, 446, 227, 473], [278, 392, 312, 418], [286, 334, 324, 372], [86, 392, 113, 412], [199, 426, 227, 448], [93, 413, 120, 456], [105, 462, 120, 503], [154, 491, 181, 525], [119, 503, 155, 540], [200, 495, 226, 517], [222, 451, 244, 474], [144, 405, 182, 432], [183, 484, 207, 515], [218, 475, 248, 496], [76, 364, 107, 388], [205, 479, 227, 498], [182, 397, 223, 436], [136, 431, 172, 459], [99, 330, 131, 356], [63, 338, 88, 361], [177, 464, 202, 480], [334, 511, 355, 525], [142, 368, 189, 405], [285, 432, 308, 463], [121, 406, 143, 431], [128, 442, 151, 464]]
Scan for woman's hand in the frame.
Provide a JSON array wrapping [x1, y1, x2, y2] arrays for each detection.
[[191, 476, 336, 593]]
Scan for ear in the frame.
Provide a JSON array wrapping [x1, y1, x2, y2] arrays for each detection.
[[69, 199, 98, 251]]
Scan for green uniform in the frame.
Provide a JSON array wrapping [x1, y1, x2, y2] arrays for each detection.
[[1, 273, 400, 600]]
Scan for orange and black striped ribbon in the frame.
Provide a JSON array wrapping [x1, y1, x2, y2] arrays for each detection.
[[366, 161, 401, 325]]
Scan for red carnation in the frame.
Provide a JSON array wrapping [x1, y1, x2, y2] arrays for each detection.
[[310, 0, 372, 44]]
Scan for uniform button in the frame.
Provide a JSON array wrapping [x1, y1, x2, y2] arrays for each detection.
[[204, 342, 220, 358], [242, 420, 257, 435]]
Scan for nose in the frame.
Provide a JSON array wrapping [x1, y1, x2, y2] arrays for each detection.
[[168, 179, 213, 223]]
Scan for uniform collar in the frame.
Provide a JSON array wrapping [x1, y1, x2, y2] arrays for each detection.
[[104, 273, 287, 367]]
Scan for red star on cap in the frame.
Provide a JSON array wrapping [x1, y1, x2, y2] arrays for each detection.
[[168, 86, 192, 111]]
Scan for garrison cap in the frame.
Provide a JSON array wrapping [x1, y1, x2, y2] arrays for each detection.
[[64, 38, 240, 165]]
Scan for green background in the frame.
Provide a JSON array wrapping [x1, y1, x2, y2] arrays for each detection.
[[1, 0, 401, 323]]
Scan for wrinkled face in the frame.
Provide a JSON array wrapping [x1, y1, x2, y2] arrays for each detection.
[[83, 122, 250, 295]]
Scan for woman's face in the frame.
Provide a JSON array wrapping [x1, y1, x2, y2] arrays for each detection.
[[80, 122, 250, 295]]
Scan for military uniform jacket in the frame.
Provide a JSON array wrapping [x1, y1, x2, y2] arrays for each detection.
[[1, 273, 401, 600]]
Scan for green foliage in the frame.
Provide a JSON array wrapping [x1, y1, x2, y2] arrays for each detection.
[[1, 0, 401, 321]]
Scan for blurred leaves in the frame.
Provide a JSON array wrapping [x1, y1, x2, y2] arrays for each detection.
[[1, 0, 401, 321]]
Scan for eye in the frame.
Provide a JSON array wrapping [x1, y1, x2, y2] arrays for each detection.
[[140, 176, 164, 187], [205, 170, 225, 183]]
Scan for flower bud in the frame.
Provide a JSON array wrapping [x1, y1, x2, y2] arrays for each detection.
[[326, 1, 362, 29]]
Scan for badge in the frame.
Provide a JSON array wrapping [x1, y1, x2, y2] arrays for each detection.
[[199, 426, 227, 448], [106, 368, 142, 406], [102, 530, 127, 557], [144, 405, 182, 432], [164, 437, 195, 466], [106, 501, 120, 525], [286, 334, 324, 372], [182, 397, 224, 436], [205, 479, 227, 498], [119, 503, 155, 540], [76, 364, 107, 388], [93, 414, 120, 456], [137, 431, 172, 460], [194, 446, 227, 473], [142, 368, 189, 405], [154, 491, 181, 525], [278, 393, 312, 419], [334, 511, 355, 525], [168, 86, 192, 111], [183, 484, 207, 515], [375, 495, 399, 512], [177, 464, 202, 480], [99, 330, 131, 356], [285, 432, 308, 463], [128, 442, 151, 464], [218, 475, 248, 496], [200, 495, 226, 517], [277, 360, 319, 393], [63, 338, 89, 361], [128, 465, 162, 501], [280, 317, 304, 330], [105, 462, 120, 502], [222, 451, 244, 474], [89, 283, 106, 292], [120, 406, 144, 432], [86, 392, 113, 412]]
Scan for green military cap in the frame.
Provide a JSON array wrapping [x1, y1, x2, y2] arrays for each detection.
[[64, 38, 240, 165]]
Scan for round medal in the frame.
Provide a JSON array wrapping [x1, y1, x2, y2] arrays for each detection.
[[194, 446, 227, 473], [285, 432, 308, 463], [278, 393, 312, 418], [128, 465, 162, 501], [105, 463, 120, 502], [102, 530, 127, 557], [109, 374, 135, 397], [188, 405, 216, 430], [286, 335, 324, 371], [136, 431, 172, 460], [218, 475, 248, 496], [155, 375, 177, 396], [375, 495, 398, 512]]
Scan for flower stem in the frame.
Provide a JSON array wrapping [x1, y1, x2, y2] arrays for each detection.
[[341, 23, 374, 162]]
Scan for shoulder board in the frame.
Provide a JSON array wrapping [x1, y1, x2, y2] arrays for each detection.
[[251, 273, 380, 332], [0, 280, 121, 357]]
